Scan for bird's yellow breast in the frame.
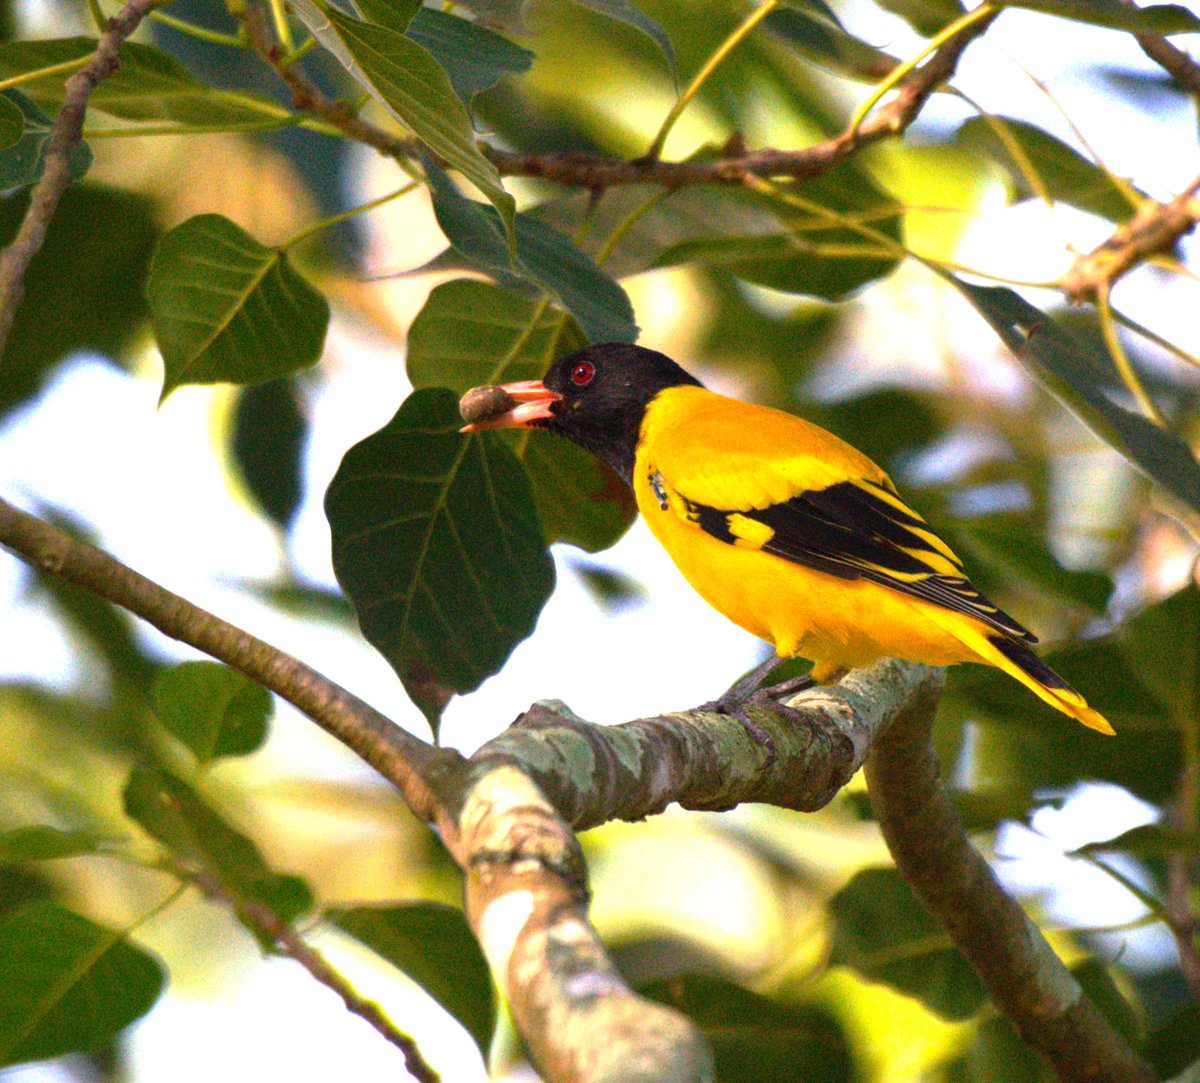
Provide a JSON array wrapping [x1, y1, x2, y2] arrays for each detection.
[[631, 386, 977, 674]]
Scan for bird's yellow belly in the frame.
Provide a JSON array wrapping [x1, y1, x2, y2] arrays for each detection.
[[635, 476, 974, 676]]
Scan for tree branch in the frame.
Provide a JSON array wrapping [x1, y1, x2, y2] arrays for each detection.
[[242, 5, 996, 192], [1135, 32, 1200, 99], [1062, 173, 1200, 302], [0, 0, 162, 362], [865, 693, 1159, 1083], [187, 869, 440, 1083]]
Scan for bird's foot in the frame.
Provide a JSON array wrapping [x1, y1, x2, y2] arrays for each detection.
[[696, 664, 816, 752]]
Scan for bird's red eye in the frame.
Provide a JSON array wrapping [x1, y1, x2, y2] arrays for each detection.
[[570, 361, 596, 386]]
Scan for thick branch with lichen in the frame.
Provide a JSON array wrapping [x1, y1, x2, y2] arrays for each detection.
[[866, 697, 1158, 1083], [1, 495, 1157, 1081]]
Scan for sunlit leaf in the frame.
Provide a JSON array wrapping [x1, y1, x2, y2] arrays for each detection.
[[997, 0, 1200, 34], [147, 214, 330, 400], [0, 901, 163, 1067], [152, 662, 272, 763], [324, 388, 555, 731], [425, 161, 638, 343], [0, 826, 102, 863], [0, 88, 90, 190], [232, 378, 308, 531], [0, 38, 291, 128], [829, 867, 987, 1020], [955, 116, 1139, 222], [765, 4, 898, 81], [331, 902, 496, 1054], [289, 0, 514, 240], [947, 280, 1200, 515], [567, 0, 676, 80], [641, 975, 855, 1082]]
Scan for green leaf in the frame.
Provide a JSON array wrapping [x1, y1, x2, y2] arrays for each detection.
[[1144, 1002, 1200, 1079], [955, 116, 1139, 222], [946, 280, 1200, 515], [0, 826, 102, 863], [1118, 582, 1199, 722], [829, 867, 987, 1020], [1074, 823, 1200, 859], [406, 9, 534, 102], [765, 4, 899, 81], [940, 1015, 1044, 1082], [0, 88, 91, 190], [408, 280, 636, 551], [331, 902, 496, 1054], [425, 160, 638, 343], [324, 388, 555, 730], [147, 214, 330, 400], [869, 0, 966, 36], [232, 378, 308, 531], [655, 164, 902, 300], [641, 975, 854, 1083], [1071, 958, 1140, 1043], [0, 901, 164, 1067], [152, 662, 272, 763], [0, 89, 22, 148], [0, 39, 292, 129], [353, 0, 423, 33], [289, 0, 514, 241], [567, 0, 676, 81], [122, 764, 311, 926], [0, 184, 158, 418], [997, 0, 1200, 35]]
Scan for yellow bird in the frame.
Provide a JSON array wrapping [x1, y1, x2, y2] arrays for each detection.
[[463, 343, 1113, 735]]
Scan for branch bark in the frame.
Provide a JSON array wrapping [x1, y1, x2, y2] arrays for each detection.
[[0, 0, 162, 362], [1, 495, 1157, 1082], [865, 694, 1159, 1082]]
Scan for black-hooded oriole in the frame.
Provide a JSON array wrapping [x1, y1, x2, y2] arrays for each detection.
[[461, 343, 1112, 734]]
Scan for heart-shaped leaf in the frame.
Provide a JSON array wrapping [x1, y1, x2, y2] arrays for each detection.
[[147, 214, 329, 400]]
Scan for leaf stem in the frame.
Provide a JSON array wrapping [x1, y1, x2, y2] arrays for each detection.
[[281, 36, 319, 67], [0, 57, 90, 94], [1109, 304, 1200, 371], [848, 3, 996, 135], [83, 0, 106, 33], [1095, 282, 1166, 425], [148, 9, 246, 46], [280, 181, 420, 251], [269, 0, 296, 53], [644, 0, 782, 161]]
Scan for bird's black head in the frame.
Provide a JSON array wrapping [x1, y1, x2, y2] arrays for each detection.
[[535, 344, 703, 482]]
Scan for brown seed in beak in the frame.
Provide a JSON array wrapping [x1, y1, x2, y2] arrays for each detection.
[[459, 380, 563, 431]]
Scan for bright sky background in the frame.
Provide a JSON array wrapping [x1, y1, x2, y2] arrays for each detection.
[[2, 2, 1199, 1080]]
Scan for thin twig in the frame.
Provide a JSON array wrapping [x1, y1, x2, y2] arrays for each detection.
[[0, 0, 163, 362], [1136, 33, 1200, 99], [187, 870, 440, 1082], [240, 4, 996, 192]]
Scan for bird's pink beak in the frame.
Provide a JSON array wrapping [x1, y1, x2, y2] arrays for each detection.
[[459, 380, 563, 432]]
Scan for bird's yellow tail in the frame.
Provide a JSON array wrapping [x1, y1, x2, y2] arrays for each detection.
[[919, 606, 1114, 734]]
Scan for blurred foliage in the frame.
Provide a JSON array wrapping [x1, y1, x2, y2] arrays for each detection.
[[1, 0, 1199, 1078]]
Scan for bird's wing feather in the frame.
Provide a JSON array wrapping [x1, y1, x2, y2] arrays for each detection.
[[646, 391, 1035, 643]]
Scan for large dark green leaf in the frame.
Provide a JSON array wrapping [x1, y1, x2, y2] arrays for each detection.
[[232, 378, 308, 531], [289, 0, 514, 240], [655, 164, 901, 300], [425, 161, 638, 343], [406, 9, 534, 102], [151, 662, 273, 764], [641, 975, 854, 1083], [0, 901, 164, 1067], [955, 116, 1139, 222], [0, 88, 91, 190], [0, 38, 291, 128], [123, 764, 312, 926], [998, 0, 1200, 34], [0, 826, 102, 863], [829, 867, 987, 1020], [947, 280, 1200, 515], [765, 4, 898, 81], [0, 89, 22, 147], [147, 214, 330, 400], [330, 902, 496, 1054], [324, 388, 555, 730], [407, 280, 636, 551], [0, 184, 157, 417]]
